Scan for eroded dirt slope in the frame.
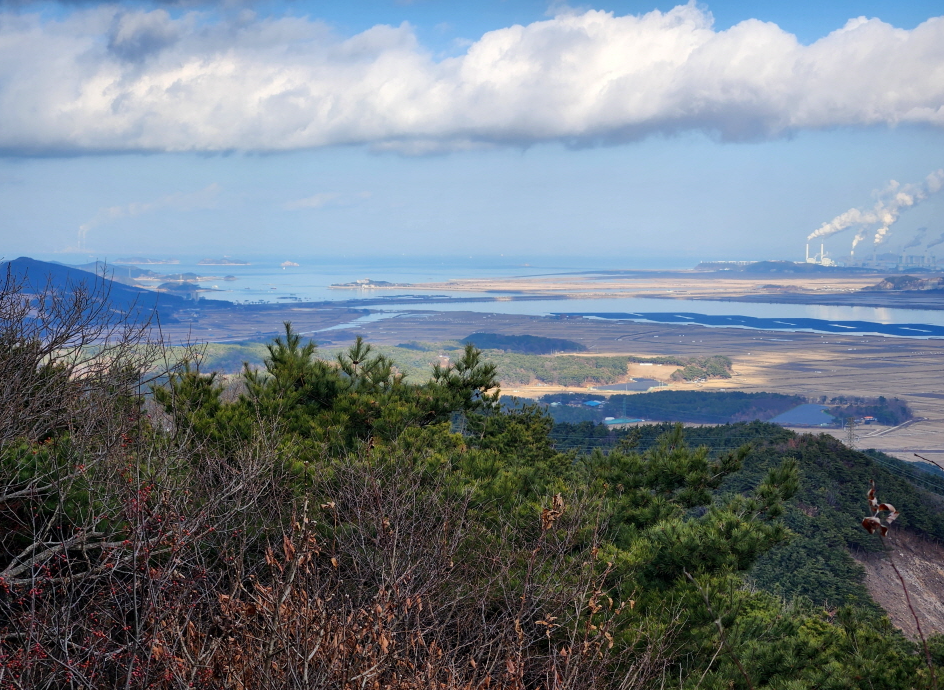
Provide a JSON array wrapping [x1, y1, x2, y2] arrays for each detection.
[[854, 530, 944, 639]]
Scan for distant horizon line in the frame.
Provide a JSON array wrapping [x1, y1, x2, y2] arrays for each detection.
[[20, 252, 784, 270]]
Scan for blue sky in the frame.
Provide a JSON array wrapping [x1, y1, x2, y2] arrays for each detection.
[[274, 1, 944, 47], [0, 0, 942, 265]]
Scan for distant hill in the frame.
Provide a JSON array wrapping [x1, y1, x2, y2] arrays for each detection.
[[2, 256, 193, 318], [865, 275, 944, 291], [462, 332, 587, 354], [69, 261, 164, 287]]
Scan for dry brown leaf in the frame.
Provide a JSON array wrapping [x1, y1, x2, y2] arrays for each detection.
[[283, 534, 296, 562]]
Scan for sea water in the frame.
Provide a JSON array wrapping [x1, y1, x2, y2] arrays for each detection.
[[99, 255, 632, 304], [57, 255, 944, 337]]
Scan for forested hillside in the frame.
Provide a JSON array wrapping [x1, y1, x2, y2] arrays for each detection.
[[1, 273, 942, 688], [550, 421, 944, 611], [716, 427, 944, 609], [543, 391, 805, 424]]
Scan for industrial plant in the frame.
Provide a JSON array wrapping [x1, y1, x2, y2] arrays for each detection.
[[804, 243, 837, 266], [803, 241, 941, 270]]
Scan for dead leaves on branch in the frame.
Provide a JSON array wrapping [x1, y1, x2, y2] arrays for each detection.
[[862, 479, 900, 537], [541, 493, 566, 532], [147, 511, 639, 690]]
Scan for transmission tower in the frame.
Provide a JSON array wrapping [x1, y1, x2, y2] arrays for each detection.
[[845, 416, 857, 449]]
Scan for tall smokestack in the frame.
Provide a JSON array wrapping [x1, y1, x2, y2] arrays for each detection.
[[806, 243, 809, 262], [821, 243, 824, 263]]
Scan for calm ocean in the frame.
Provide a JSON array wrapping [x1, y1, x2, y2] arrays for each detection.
[[45, 254, 944, 337]]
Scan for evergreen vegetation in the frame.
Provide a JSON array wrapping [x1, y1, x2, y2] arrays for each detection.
[[176, 339, 730, 390], [462, 333, 587, 354], [542, 391, 805, 425], [825, 395, 914, 426], [668, 355, 733, 382], [1, 275, 942, 688]]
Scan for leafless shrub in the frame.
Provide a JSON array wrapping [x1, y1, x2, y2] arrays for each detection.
[[0, 418, 287, 688], [0, 271, 678, 689], [0, 265, 156, 444], [0, 266, 194, 688], [2, 439, 673, 688], [143, 453, 675, 689]]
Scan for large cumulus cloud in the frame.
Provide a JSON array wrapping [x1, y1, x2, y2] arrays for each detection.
[[0, 4, 942, 154]]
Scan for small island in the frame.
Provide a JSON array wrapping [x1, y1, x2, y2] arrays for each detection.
[[330, 278, 399, 289]]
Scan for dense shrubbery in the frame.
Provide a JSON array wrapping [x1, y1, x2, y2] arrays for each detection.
[[494, 354, 632, 386], [1, 275, 941, 688], [669, 355, 733, 382], [674, 425, 944, 610]]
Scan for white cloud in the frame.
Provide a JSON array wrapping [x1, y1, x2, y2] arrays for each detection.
[[0, 4, 942, 154], [284, 192, 340, 209], [284, 190, 371, 209]]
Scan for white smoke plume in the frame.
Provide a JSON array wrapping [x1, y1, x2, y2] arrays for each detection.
[[902, 227, 928, 251], [77, 183, 220, 250], [873, 171, 944, 245], [850, 227, 871, 254], [808, 207, 880, 242], [808, 169, 944, 250], [927, 231, 944, 250]]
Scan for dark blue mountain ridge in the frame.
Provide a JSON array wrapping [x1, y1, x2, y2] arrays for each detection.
[[2, 256, 211, 321]]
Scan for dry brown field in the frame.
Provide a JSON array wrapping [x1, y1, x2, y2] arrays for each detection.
[[389, 270, 883, 299], [384, 268, 944, 310], [162, 268, 944, 463], [316, 309, 944, 462]]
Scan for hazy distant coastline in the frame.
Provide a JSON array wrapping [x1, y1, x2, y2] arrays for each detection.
[[114, 257, 179, 265], [198, 258, 251, 266]]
